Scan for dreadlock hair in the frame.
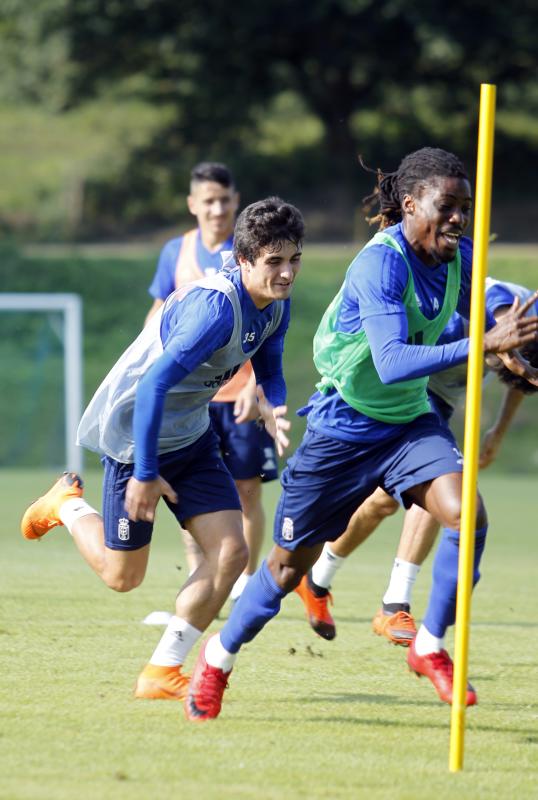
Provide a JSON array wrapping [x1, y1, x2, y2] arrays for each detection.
[[360, 147, 469, 230], [233, 197, 305, 265], [495, 342, 538, 394]]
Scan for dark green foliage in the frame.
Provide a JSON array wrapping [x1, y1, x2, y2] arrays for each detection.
[[0, 1, 536, 238]]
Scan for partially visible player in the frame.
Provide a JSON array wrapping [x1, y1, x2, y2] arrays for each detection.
[[20, 197, 304, 702], [185, 147, 538, 720], [146, 162, 278, 601], [296, 276, 538, 644]]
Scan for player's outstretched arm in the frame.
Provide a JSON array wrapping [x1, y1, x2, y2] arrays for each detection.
[[256, 385, 290, 457], [479, 385, 525, 469]]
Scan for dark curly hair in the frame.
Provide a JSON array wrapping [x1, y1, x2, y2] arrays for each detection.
[[361, 147, 469, 229], [233, 196, 305, 264], [495, 341, 538, 394]]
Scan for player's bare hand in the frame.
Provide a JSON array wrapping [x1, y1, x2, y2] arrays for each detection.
[[124, 475, 178, 522], [234, 384, 259, 424], [256, 385, 291, 456], [495, 349, 538, 386], [483, 291, 538, 354]]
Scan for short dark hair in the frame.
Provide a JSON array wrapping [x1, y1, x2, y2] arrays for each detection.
[[361, 147, 469, 229], [190, 162, 235, 189], [496, 342, 538, 394], [233, 197, 305, 264]]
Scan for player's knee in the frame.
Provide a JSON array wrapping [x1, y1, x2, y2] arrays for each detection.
[[476, 499, 488, 529], [438, 494, 462, 530], [440, 493, 488, 532], [102, 569, 145, 593], [219, 536, 249, 580], [374, 494, 399, 518], [275, 565, 303, 593]]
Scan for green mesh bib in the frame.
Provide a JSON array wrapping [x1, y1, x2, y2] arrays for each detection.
[[313, 231, 462, 423]]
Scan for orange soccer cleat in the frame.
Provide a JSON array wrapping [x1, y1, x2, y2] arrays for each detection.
[[294, 573, 336, 641], [134, 664, 190, 700], [185, 638, 231, 722], [372, 604, 417, 647], [20, 472, 84, 540], [407, 639, 477, 706]]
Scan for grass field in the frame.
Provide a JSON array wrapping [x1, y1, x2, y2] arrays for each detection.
[[2, 469, 537, 800]]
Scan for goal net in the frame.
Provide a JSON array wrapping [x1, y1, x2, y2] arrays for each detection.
[[0, 293, 83, 472]]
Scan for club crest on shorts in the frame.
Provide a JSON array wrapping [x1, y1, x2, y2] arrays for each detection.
[[118, 517, 130, 541], [282, 516, 294, 541]]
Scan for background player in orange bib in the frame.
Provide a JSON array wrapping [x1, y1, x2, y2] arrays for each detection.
[[146, 162, 278, 602]]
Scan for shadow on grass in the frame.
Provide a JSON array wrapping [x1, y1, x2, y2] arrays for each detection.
[[297, 690, 538, 711], [296, 691, 439, 707], [233, 707, 538, 738]]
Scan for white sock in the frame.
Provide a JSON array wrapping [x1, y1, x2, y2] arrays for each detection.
[[311, 542, 346, 589], [382, 558, 421, 607], [149, 617, 202, 666], [414, 624, 444, 655], [230, 572, 251, 601], [59, 497, 100, 533], [205, 633, 237, 672]]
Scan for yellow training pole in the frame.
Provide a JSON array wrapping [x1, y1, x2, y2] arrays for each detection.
[[449, 83, 496, 773]]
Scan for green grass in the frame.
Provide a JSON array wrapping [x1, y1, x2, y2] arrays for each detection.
[[2, 469, 537, 799]]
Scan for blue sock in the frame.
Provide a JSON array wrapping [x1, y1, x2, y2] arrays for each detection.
[[422, 524, 487, 638], [220, 560, 286, 654]]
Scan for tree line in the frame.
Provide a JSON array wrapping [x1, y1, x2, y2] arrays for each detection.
[[1, 0, 537, 239]]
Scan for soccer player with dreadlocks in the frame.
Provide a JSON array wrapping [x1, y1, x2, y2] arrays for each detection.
[[185, 147, 538, 720], [295, 276, 538, 646]]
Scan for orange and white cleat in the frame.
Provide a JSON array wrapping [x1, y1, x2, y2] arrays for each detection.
[[294, 573, 336, 641], [20, 472, 84, 540], [185, 637, 231, 722], [407, 640, 477, 706], [134, 664, 190, 700], [372, 604, 417, 647]]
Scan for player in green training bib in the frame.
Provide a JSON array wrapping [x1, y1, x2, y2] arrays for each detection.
[[186, 147, 538, 720]]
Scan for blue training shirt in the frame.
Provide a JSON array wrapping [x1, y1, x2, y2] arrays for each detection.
[[134, 267, 290, 479], [303, 223, 496, 443], [149, 231, 235, 299]]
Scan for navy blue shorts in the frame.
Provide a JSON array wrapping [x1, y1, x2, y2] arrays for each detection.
[[209, 401, 278, 482], [102, 426, 241, 551], [427, 390, 454, 426], [273, 413, 463, 551]]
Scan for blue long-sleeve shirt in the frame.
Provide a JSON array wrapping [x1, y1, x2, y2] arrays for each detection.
[[303, 223, 495, 442], [134, 268, 289, 479]]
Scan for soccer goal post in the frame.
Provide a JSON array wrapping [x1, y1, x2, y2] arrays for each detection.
[[0, 293, 83, 473]]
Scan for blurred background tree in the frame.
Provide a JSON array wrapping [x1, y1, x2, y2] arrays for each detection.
[[0, 0, 536, 240]]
